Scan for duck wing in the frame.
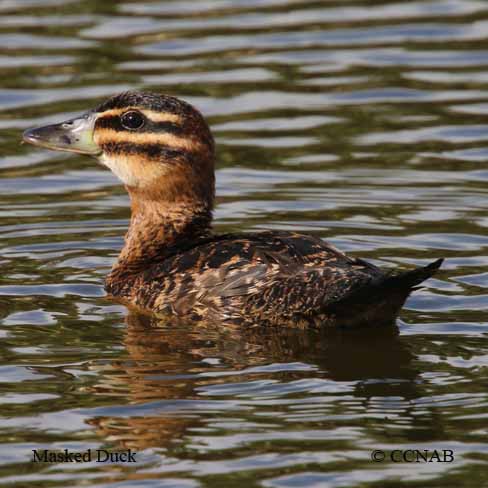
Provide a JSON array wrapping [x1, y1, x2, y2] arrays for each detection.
[[240, 253, 443, 327], [147, 231, 441, 327]]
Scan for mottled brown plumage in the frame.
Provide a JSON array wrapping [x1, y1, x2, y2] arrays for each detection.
[[23, 91, 443, 328]]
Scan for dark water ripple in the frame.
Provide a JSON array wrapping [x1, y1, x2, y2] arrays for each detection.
[[0, 0, 487, 487]]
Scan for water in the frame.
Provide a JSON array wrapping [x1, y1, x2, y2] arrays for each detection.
[[0, 0, 487, 486]]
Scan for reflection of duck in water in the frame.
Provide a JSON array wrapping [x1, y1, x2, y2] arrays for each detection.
[[23, 91, 442, 327], [88, 311, 419, 450]]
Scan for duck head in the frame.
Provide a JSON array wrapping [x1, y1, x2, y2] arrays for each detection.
[[23, 91, 215, 209]]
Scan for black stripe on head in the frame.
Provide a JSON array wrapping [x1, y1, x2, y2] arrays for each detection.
[[95, 91, 196, 118], [96, 115, 183, 135], [100, 141, 187, 161]]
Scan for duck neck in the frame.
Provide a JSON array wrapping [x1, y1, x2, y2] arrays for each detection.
[[106, 188, 212, 295]]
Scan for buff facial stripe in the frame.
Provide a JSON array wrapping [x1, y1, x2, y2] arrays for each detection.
[[95, 115, 183, 135], [97, 108, 182, 123], [94, 129, 203, 152]]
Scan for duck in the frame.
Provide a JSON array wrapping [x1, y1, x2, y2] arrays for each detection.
[[22, 91, 443, 328]]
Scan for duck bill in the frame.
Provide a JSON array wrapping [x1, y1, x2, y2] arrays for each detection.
[[22, 111, 100, 155]]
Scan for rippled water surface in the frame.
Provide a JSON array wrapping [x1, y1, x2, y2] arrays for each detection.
[[1, 0, 488, 486]]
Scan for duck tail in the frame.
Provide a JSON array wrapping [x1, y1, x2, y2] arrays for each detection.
[[382, 258, 444, 291], [329, 258, 444, 327]]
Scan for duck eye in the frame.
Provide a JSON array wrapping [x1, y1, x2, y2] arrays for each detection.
[[121, 111, 145, 130]]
